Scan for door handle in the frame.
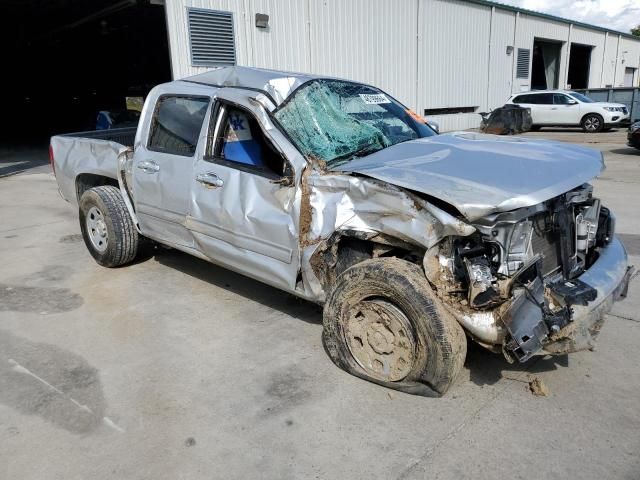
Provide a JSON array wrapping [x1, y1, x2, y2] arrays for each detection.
[[196, 172, 224, 188], [137, 160, 160, 173]]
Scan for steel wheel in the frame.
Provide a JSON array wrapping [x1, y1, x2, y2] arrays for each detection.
[[343, 299, 416, 382], [85, 206, 108, 252]]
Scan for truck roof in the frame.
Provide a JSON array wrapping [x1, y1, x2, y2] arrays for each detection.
[[183, 66, 323, 106]]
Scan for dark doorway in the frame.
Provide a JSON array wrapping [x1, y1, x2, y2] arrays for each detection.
[[531, 39, 562, 90], [1, 0, 172, 145], [567, 43, 592, 89]]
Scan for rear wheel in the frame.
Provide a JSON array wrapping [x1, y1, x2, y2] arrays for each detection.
[[581, 113, 604, 133], [323, 258, 467, 396], [79, 186, 139, 267]]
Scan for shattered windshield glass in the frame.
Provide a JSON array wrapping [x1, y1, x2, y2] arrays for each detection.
[[273, 80, 436, 165]]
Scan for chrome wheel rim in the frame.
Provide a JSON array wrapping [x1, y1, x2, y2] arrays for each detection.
[[584, 116, 600, 131], [86, 206, 108, 252], [343, 299, 416, 382]]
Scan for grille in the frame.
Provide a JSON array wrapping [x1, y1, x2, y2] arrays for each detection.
[[530, 214, 562, 276]]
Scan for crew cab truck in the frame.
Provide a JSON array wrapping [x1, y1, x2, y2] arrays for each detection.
[[50, 67, 633, 396]]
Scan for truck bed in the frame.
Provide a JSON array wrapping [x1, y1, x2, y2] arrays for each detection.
[[51, 127, 137, 206]]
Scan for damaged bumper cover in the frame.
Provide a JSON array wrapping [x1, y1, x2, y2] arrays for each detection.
[[503, 236, 633, 362]]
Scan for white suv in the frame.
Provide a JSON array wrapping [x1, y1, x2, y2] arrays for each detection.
[[506, 90, 630, 132]]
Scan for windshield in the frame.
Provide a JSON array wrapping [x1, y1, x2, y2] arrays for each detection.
[[273, 79, 436, 165], [568, 92, 595, 103]]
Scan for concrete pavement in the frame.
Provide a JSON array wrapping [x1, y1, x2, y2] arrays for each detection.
[[1, 130, 639, 479]]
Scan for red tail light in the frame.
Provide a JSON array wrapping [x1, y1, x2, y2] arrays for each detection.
[[49, 144, 56, 176]]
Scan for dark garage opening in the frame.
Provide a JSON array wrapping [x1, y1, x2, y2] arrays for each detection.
[[2, 0, 172, 146], [531, 38, 562, 90], [567, 43, 592, 89]]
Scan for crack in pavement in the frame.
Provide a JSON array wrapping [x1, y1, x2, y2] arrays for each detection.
[[607, 313, 640, 323], [396, 357, 543, 479]]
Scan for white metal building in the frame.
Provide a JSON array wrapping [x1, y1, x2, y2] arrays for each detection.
[[4, 0, 639, 142], [162, 0, 640, 131]]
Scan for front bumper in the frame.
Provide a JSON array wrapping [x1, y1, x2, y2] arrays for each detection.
[[603, 111, 630, 126], [503, 237, 632, 361]]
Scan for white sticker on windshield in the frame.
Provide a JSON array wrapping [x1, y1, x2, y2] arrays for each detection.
[[359, 93, 391, 105]]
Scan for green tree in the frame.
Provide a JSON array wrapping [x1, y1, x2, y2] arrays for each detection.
[[631, 25, 640, 37]]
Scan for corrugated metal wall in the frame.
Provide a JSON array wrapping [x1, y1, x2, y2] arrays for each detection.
[[307, 0, 418, 107], [487, 8, 516, 109], [164, 0, 640, 131]]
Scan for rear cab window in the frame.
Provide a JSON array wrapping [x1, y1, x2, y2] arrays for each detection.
[[148, 95, 210, 156]]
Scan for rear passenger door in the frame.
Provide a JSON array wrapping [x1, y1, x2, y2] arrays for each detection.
[[531, 93, 555, 124], [133, 93, 210, 247], [186, 94, 301, 291]]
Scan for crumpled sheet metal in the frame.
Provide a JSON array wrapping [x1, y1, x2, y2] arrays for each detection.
[[332, 132, 605, 221], [299, 172, 475, 302], [184, 66, 322, 106], [543, 236, 630, 355], [50, 135, 123, 205]]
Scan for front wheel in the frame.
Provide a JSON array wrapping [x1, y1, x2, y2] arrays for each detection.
[[581, 113, 604, 133], [79, 186, 139, 267], [323, 258, 467, 396]]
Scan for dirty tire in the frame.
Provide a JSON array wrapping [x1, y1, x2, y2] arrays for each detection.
[[323, 258, 466, 396], [79, 186, 139, 267], [581, 113, 604, 133]]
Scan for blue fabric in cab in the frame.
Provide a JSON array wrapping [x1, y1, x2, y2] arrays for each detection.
[[223, 111, 265, 167]]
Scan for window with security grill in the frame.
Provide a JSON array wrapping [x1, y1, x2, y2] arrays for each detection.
[[187, 8, 236, 67], [516, 48, 531, 79]]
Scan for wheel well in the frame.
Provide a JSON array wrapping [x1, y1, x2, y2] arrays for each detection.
[[75, 173, 118, 201], [581, 112, 603, 123], [309, 231, 425, 291]]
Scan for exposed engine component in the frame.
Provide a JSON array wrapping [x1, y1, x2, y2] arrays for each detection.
[[429, 185, 621, 364], [464, 257, 499, 308], [576, 199, 600, 253]]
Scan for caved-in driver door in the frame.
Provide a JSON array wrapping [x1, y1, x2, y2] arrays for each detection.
[[186, 94, 300, 292]]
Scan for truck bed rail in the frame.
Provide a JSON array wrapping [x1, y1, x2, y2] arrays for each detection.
[[61, 127, 137, 148]]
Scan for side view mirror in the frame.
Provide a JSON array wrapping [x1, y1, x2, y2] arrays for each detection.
[[425, 118, 440, 133], [567, 99, 578, 105]]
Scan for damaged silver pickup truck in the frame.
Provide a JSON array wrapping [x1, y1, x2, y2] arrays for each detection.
[[50, 66, 633, 396]]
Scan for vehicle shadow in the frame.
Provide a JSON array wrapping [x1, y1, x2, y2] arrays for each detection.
[[610, 147, 639, 155], [464, 340, 569, 387], [152, 249, 570, 384], [152, 248, 323, 325]]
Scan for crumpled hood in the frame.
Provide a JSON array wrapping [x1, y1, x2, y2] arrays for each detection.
[[331, 132, 604, 221]]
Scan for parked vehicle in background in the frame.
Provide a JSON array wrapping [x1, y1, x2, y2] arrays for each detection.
[[506, 90, 630, 132], [50, 67, 632, 396], [628, 121, 640, 150]]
